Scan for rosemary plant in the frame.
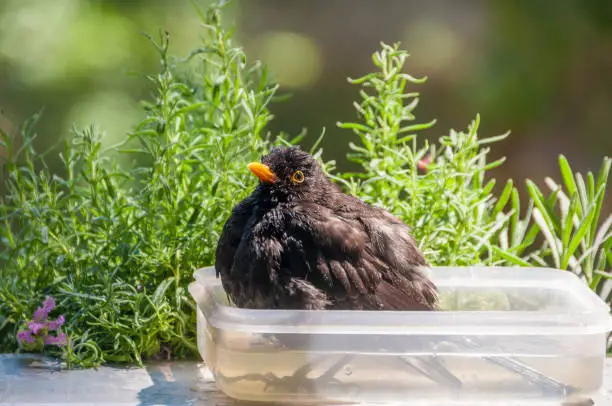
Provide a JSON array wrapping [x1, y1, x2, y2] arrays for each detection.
[[0, 1, 275, 366], [336, 42, 611, 304]]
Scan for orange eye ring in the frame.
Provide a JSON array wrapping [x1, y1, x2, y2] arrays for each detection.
[[291, 170, 305, 184]]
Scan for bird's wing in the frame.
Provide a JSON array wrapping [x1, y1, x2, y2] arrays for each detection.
[[288, 201, 438, 311], [217, 198, 300, 309], [214, 194, 257, 300]]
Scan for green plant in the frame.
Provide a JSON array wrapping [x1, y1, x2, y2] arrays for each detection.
[[522, 156, 612, 302], [0, 0, 276, 366], [336, 43, 515, 266], [336, 43, 611, 301]]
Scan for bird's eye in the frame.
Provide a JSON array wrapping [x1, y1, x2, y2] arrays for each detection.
[[291, 170, 305, 184]]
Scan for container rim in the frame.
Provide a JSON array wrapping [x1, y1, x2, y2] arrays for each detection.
[[190, 266, 612, 336]]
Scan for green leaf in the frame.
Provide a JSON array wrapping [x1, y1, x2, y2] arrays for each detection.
[[590, 157, 611, 246], [492, 246, 531, 267], [337, 122, 372, 133], [561, 192, 578, 252], [150, 274, 172, 304], [561, 199, 597, 271], [575, 173, 589, 215], [526, 181, 560, 258], [594, 270, 612, 279], [532, 207, 561, 268], [558, 155, 577, 197], [476, 130, 510, 145], [492, 179, 513, 216]]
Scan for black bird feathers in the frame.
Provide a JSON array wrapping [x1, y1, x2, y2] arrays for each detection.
[[215, 146, 438, 312]]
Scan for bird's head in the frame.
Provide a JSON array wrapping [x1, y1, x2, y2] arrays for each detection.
[[247, 146, 333, 202]]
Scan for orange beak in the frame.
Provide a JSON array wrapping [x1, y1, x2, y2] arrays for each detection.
[[247, 162, 278, 184]]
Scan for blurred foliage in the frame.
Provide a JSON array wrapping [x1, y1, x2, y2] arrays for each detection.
[[1, 0, 611, 206], [0, 0, 220, 171]]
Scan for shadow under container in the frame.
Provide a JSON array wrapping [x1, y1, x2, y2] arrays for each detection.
[[188, 266, 612, 405]]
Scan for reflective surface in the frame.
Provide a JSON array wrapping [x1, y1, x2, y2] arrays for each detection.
[[0, 354, 610, 405]]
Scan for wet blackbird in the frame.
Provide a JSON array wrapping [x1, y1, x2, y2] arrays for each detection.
[[214, 146, 571, 395], [216, 146, 437, 312]]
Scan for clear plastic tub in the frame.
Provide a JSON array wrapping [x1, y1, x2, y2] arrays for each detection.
[[188, 266, 612, 405]]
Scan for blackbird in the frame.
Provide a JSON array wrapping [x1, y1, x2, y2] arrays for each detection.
[[216, 146, 438, 312], [215, 146, 571, 395]]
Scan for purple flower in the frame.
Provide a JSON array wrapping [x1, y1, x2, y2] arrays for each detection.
[[17, 330, 35, 344], [44, 315, 65, 331], [17, 296, 69, 352], [32, 296, 56, 322], [27, 321, 45, 335], [43, 333, 67, 347], [31, 308, 45, 322]]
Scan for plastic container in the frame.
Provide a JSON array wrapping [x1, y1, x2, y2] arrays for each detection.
[[188, 266, 612, 405]]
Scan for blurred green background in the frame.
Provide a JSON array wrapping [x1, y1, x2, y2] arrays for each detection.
[[1, 0, 610, 214]]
